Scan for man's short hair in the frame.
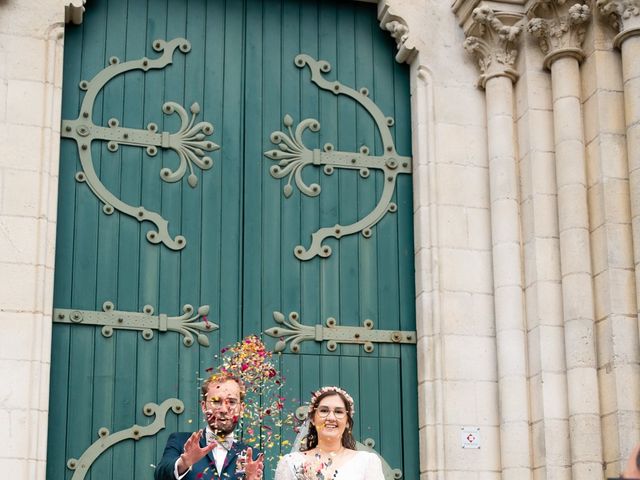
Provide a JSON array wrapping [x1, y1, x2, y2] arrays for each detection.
[[201, 372, 246, 401]]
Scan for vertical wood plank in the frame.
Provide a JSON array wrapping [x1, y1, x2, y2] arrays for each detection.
[[400, 347, 419, 480], [47, 12, 84, 479], [372, 22, 401, 360], [199, 0, 226, 362], [354, 5, 379, 359], [218, 0, 244, 348], [336, 3, 360, 358], [66, 1, 108, 476], [379, 358, 403, 471], [241, 0, 264, 337], [298, 1, 321, 356], [280, 0, 302, 328], [261, 0, 283, 353], [89, 0, 129, 476], [340, 355, 360, 440], [317, 0, 340, 353], [359, 355, 381, 448]]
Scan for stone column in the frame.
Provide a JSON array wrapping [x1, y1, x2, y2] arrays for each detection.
[[464, 8, 532, 480], [0, 2, 82, 477], [0, 4, 71, 478], [515, 38, 572, 480], [527, 2, 604, 478], [595, 0, 640, 470]]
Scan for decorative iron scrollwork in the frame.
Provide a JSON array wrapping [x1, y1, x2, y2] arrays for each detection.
[[61, 38, 219, 250], [66, 398, 184, 480], [53, 302, 217, 347], [265, 54, 412, 261], [265, 311, 416, 353]]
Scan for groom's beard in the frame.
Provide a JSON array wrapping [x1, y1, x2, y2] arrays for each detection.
[[205, 409, 239, 436]]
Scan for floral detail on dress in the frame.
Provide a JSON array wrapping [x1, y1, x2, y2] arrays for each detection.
[[292, 453, 337, 480]]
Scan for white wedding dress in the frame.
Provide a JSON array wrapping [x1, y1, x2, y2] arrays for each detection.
[[274, 450, 385, 480]]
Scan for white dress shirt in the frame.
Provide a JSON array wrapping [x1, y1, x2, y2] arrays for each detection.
[[174, 428, 235, 479]]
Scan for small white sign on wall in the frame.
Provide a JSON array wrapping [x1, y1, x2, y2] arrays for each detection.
[[461, 426, 480, 449]]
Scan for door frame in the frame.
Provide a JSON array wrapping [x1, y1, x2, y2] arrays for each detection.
[[30, 0, 437, 477]]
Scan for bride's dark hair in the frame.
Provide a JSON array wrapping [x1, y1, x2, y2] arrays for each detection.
[[301, 390, 356, 451]]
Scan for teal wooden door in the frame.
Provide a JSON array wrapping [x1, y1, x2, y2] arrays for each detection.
[[48, 1, 417, 479]]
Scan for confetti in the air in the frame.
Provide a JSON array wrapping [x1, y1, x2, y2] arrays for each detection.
[[205, 335, 296, 465]]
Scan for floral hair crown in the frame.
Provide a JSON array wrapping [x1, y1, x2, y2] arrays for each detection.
[[310, 386, 355, 416]]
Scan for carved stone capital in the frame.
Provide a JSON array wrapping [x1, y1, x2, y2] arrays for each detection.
[[463, 6, 524, 88], [596, 0, 640, 47], [453, 0, 527, 33], [527, 1, 592, 69], [378, 3, 418, 64], [65, 0, 86, 24]]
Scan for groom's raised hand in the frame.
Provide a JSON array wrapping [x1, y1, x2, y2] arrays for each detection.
[[243, 446, 264, 480], [177, 430, 216, 474]]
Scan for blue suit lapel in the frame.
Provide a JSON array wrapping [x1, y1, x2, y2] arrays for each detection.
[[199, 432, 215, 465], [221, 441, 244, 477], [196, 433, 216, 480]]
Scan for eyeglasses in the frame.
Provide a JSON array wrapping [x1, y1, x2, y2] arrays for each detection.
[[206, 397, 240, 409], [316, 406, 347, 419]]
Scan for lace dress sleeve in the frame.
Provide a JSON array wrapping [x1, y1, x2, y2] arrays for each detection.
[[274, 454, 297, 480]]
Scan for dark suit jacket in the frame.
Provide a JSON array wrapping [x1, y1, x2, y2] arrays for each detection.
[[154, 431, 261, 480]]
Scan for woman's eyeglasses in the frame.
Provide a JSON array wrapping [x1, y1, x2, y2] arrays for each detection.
[[316, 406, 347, 419]]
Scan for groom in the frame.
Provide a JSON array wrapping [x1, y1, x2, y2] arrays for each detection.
[[154, 373, 264, 480]]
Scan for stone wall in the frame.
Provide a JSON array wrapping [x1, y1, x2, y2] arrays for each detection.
[[385, 0, 640, 478], [0, 1, 70, 477]]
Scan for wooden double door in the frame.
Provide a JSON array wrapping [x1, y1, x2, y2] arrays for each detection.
[[48, 0, 418, 478]]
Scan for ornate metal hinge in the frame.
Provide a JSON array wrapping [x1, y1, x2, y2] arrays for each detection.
[[66, 398, 184, 480], [264, 311, 416, 353], [61, 38, 219, 250], [264, 54, 412, 261], [53, 301, 217, 347]]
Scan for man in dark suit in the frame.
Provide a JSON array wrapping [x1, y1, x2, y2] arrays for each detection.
[[154, 374, 264, 480]]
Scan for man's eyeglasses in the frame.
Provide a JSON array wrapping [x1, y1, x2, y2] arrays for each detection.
[[206, 397, 240, 409], [316, 406, 347, 419]]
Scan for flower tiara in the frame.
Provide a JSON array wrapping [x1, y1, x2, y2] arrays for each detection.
[[310, 386, 355, 416]]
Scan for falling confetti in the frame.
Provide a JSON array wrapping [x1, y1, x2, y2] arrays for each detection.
[[203, 336, 296, 468]]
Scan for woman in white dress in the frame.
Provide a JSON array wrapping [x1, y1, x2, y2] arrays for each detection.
[[274, 386, 385, 480]]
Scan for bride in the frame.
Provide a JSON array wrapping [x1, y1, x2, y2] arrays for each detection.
[[274, 386, 385, 480]]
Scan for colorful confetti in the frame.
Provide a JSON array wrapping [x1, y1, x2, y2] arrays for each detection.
[[205, 335, 296, 466]]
